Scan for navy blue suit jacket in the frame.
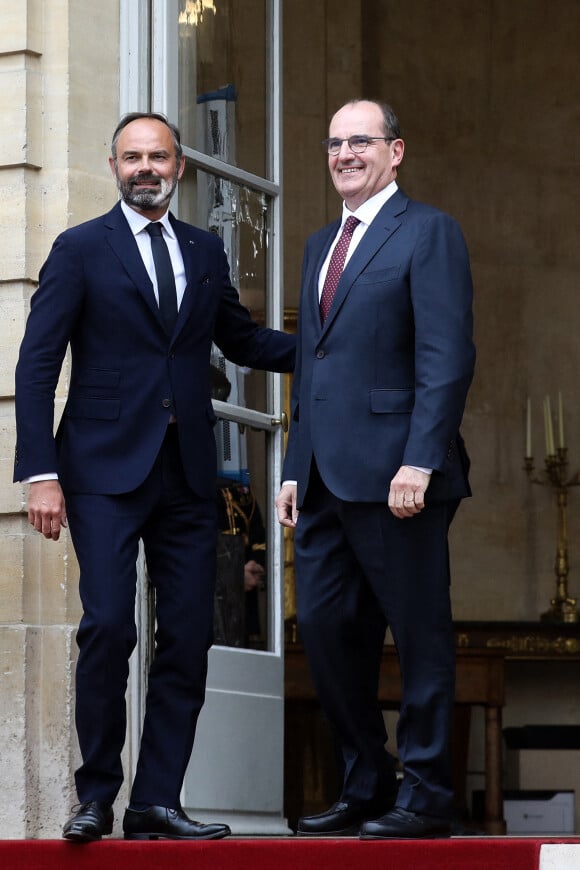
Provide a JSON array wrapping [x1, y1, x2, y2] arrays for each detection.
[[14, 202, 295, 498], [283, 188, 475, 507]]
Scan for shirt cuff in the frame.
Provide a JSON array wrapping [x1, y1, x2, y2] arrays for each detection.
[[22, 473, 59, 483]]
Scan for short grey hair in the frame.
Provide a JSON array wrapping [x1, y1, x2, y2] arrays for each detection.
[[111, 112, 183, 161], [338, 99, 401, 139]]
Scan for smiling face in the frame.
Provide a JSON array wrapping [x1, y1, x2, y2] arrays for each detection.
[[109, 118, 185, 219], [327, 101, 404, 211]]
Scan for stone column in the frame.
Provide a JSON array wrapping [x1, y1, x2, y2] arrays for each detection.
[[0, 0, 121, 838]]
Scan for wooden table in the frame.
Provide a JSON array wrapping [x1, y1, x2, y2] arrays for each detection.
[[284, 641, 506, 833], [284, 621, 580, 835]]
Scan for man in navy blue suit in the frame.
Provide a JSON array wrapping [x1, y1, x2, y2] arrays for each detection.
[[276, 99, 475, 839], [14, 112, 295, 842]]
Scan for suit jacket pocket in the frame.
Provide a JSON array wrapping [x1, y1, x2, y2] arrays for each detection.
[[370, 388, 414, 414], [75, 368, 120, 389], [64, 396, 120, 420], [355, 266, 400, 286]]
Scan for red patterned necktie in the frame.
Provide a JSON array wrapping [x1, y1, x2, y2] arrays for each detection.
[[319, 215, 360, 324]]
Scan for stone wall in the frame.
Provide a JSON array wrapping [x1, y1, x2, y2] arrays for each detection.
[[0, 0, 121, 837]]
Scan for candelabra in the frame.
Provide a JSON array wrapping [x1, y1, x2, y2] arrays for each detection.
[[524, 447, 580, 623]]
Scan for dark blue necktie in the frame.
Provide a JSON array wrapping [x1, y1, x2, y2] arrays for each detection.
[[146, 222, 178, 335]]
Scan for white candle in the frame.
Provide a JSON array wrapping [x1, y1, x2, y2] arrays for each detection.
[[526, 397, 532, 458], [546, 395, 555, 456], [558, 391, 565, 449]]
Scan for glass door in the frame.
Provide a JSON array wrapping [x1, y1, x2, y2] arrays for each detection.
[[149, 0, 289, 832]]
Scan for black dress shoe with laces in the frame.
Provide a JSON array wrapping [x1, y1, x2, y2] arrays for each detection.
[[62, 801, 114, 842], [123, 805, 231, 840], [360, 806, 451, 839]]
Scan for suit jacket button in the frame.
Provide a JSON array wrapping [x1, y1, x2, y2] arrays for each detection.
[[316, 350, 325, 359], [162, 398, 172, 408]]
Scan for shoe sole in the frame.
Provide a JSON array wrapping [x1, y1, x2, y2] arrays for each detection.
[[296, 826, 360, 837], [359, 831, 451, 840], [62, 831, 107, 843], [124, 831, 230, 841]]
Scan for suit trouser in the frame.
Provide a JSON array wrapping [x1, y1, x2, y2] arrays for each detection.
[[65, 425, 217, 808], [293, 465, 456, 818]]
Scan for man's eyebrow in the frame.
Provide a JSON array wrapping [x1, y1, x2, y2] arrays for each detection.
[[120, 148, 171, 157]]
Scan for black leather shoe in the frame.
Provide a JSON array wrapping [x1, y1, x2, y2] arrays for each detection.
[[62, 801, 113, 842], [123, 805, 231, 840], [360, 806, 451, 839], [297, 794, 397, 837]]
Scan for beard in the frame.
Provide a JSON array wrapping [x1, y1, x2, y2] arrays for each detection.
[[116, 168, 179, 212]]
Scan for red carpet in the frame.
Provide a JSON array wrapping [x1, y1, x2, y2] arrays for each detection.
[[2, 837, 578, 870]]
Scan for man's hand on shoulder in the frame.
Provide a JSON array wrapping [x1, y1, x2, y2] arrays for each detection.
[[388, 465, 431, 519], [28, 480, 67, 541]]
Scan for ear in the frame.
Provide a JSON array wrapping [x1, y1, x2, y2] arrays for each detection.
[[391, 139, 405, 166], [108, 156, 118, 179], [177, 155, 186, 181]]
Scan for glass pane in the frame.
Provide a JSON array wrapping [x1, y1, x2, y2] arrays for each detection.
[[180, 167, 270, 416], [180, 166, 273, 650], [215, 428, 272, 651], [178, 0, 267, 178]]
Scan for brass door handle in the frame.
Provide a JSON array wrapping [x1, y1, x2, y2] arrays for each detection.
[[270, 411, 288, 432]]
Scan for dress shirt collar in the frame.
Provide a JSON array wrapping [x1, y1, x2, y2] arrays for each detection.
[[120, 200, 176, 239], [340, 180, 398, 229]]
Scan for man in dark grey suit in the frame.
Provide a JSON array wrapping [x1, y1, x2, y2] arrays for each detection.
[[276, 99, 475, 839]]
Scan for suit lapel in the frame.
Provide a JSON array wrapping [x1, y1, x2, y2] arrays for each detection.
[[170, 216, 222, 343], [104, 203, 161, 324], [171, 217, 199, 334], [307, 220, 340, 330], [320, 190, 409, 334], [104, 205, 210, 342]]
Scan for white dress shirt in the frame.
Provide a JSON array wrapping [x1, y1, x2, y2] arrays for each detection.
[[121, 201, 187, 309], [317, 181, 399, 299]]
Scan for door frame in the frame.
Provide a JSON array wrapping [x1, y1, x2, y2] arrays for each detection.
[[121, 0, 290, 832]]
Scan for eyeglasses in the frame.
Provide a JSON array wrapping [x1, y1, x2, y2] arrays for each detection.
[[322, 135, 395, 156]]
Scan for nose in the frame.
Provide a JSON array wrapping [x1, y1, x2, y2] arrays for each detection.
[[132, 154, 153, 174], [337, 139, 356, 159]]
